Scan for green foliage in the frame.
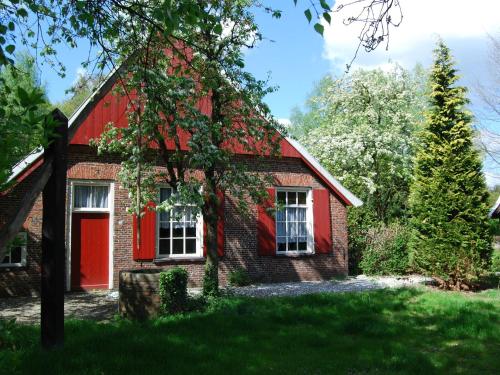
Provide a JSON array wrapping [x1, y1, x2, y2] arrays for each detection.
[[489, 219, 500, 236], [487, 185, 500, 207], [55, 72, 103, 117], [0, 52, 51, 190], [292, 65, 428, 274], [409, 41, 492, 290], [293, 64, 427, 224], [1, 289, 499, 374], [94, 2, 286, 295], [0, 319, 18, 350], [347, 208, 377, 275], [360, 222, 411, 275], [228, 268, 252, 286], [491, 249, 500, 273], [158, 267, 189, 314]]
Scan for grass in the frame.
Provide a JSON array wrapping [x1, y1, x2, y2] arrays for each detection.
[[1, 288, 499, 375]]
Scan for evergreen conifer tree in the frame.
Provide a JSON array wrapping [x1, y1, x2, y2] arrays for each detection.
[[409, 41, 492, 290]]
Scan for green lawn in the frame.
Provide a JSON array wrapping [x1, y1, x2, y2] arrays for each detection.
[[1, 288, 499, 374]]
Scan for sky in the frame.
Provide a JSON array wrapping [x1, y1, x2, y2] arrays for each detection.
[[39, 0, 500, 185]]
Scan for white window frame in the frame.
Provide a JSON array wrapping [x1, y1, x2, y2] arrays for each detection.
[[156, 187, 204, 259], [1, 232, 27, 267], [275, 187, 314, 255], [72, 183, 110, 213]]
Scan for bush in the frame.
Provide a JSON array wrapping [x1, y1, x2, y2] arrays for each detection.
[[360, 222, 410, 276], [347, 208, 377, 275], [159, 267, 189, 314], [492, 249, 500, 273], [228, 268, 251, 286]]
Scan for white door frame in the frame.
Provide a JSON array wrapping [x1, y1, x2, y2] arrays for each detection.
[[66, 179, 115, 291]]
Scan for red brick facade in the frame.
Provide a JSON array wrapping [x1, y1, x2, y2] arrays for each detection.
[[0, 145, 348, 297]]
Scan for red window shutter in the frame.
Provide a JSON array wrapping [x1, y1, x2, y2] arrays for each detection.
[[257, 188, 276, 256], [313, 189, 332, 254], [203, 191, 225, 257], [132, 201, 156, 261]]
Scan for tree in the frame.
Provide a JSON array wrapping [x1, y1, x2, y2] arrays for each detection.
[[409, 41, 492, 290], [0, 52, 51, 190], [475, 34, 500, 166], [0, 0, 402, 192], [94, 2, 284, 296], [54, 71, 103, 117], [292, 64, 427, 223]]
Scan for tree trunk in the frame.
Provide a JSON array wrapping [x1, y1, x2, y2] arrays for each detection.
[[202, 196, 219, 297]]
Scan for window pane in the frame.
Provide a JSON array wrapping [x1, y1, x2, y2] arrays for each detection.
[[159, 211, 170, 222], [288, 240, 297, 251], [185, 239, 196, 254], [277, 222, 286, 236], [172, 239, 183, 254], [288, 192, 297, 205], [277, 191, 286, 204], [10, 247, 22, 263], [172, 207, 184, 222], [185, 207, 195, 223], [297, 207, 306, 222], [172, 223, 183, 238], [298, 223, 307, 236], [289, 222, 297, 238], [298, 192, 307, 205], [160, 188, 171, 202], [277, 237, 286, 252], [92, 186, 108, 208], [287, 208, 297, 222], [74, 186, 91, 208], [159, 239, 170, 255], [159, 222, 170, 238], [276, 208, 285, 222], [185, 225, 196, 238], [298, 238, 307, 251]]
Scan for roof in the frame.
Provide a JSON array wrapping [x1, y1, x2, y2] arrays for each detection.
[[7, 67, 362, 207]]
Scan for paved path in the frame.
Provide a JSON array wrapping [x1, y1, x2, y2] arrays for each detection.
[[0, 276, 432, 324], [0, 290, 118, 324], [228, 275, 434, 298]]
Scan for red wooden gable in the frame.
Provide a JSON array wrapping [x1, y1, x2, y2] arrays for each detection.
[[70, 81, 302, 159]]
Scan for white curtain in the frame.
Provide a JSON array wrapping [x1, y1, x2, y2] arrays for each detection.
[[74, 185, 108, 208]]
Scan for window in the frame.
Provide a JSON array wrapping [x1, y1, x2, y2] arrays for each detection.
[[276, 189, 313, 253], [157, 188, 201, 258], [73, 185, 109, 210], [1, 232, 27, 267]]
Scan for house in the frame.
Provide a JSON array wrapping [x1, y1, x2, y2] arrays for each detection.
[[0, 68, 362, 297], [490, 195, 500, 219]]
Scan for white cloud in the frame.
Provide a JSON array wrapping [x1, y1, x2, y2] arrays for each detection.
[[323, 0, 500, 71]]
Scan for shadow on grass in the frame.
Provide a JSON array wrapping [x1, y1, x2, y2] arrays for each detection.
[[2, 288, 499, 375]]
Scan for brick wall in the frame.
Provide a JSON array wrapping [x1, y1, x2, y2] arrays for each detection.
[[0, 145, 348, 297]]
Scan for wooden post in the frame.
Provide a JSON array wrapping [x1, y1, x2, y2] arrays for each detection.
[[41, 109, 68, 349]]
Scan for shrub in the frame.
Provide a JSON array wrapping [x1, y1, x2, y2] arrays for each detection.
[[360, 222, 410, 276], [492, 249, 500, 273], [228, 268, 251, 286], [347, 208, 377, 275], [159, 267, 189, 314]]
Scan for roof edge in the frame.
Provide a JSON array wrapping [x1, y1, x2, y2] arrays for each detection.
[[286, 137, 363, 207]]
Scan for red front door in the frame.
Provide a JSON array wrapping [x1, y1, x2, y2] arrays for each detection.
[[71, 212, 109, 289]]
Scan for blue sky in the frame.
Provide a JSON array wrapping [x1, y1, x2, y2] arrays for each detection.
[[39, 0, 500, 185]]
